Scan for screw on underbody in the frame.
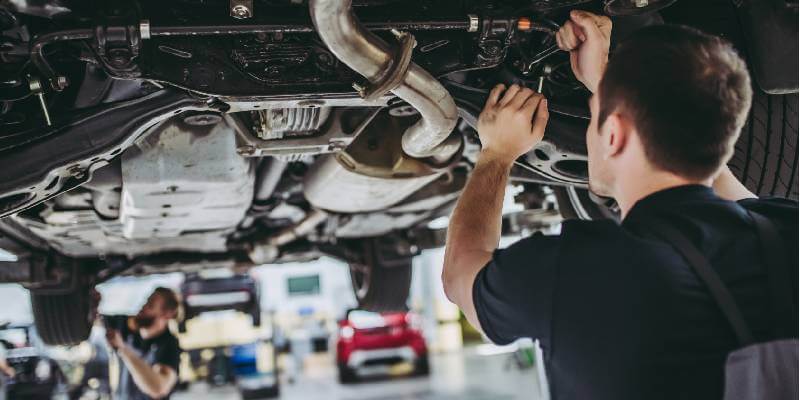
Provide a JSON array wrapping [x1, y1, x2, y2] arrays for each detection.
[[390, 29, 405, 39], [231, 5, 252, 18], [27, 75, 52, 126], [237, 145, 256, 156], [55, 76, 69, 91], [67, 165, 86, 179], [352, 82, 366, 97]]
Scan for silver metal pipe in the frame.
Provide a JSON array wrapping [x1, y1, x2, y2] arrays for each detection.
[[247, 209, 328, 264], [309, 0, 459, 159], [271, 209, 328, 247], [254, 157, 288, 201]]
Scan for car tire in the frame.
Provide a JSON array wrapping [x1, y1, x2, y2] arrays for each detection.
[[240, 385, 280, 399], [250, 305, 261, 327], [337, 363, 358, 384], [661, 1, 798, 200], [729, 91, 799, 199], [348, 239, 412, 312], [349, 259, 411, 313], [414, 356, 431, 377], [553, 187, 620, 221], [31, 285, 93, 346]]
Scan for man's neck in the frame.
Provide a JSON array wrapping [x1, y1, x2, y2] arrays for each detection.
[[615, 169, 711, 219]]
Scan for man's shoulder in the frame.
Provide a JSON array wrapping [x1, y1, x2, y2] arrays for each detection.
[[560, 218, 631, 244], [147, 327, 180, 351], [161, 329, 180, 347], [562, 218, 624, 232], [738, 197, 798, 237], [738, 196, 798, 217], [497, 219, 628, 265]]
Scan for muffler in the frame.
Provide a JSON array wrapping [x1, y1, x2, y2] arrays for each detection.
[[309, 0, 459, 160]]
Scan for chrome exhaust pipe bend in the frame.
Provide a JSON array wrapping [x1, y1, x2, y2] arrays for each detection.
[[309, 0, 459, 159]]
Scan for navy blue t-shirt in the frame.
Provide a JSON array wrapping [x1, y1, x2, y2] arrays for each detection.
[[104, 315, 181, 400], [473, 185, 798, 400]]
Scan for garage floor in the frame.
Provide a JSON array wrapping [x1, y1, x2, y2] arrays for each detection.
[[174, 347, 543, 400]]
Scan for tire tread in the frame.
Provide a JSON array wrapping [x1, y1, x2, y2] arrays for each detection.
[[729, 91, 798, 200]]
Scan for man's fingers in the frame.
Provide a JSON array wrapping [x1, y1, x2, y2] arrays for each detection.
[[569, 10, 602, 38], [596, 15, 612, 36], [571, 10, 611, 38], [555, 31, 565, 51], [521, 92, 544, 117], [531, 98, 549, 139], [556, 27, 567, 50], [509, 87, 534, 110], [498, 84, 521, 106], [569, 18, 586, 43], [556, 21, 580, 50], [485, 84, 505, 109]]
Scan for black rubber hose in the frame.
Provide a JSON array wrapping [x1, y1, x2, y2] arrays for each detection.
[[150, 24, 314, 35], [28, 19, 472, 90], [30, 29, 93, 90], [149, 20, 470, 36]]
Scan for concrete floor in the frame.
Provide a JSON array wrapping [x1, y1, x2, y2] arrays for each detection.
[[174, 347, 543, 400]]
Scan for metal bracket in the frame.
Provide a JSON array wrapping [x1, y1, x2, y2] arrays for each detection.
[[354, 30, 416, 102], [93, 25, 143, 78], [476, 16, 516, 67], [225, 108, 373, 159]]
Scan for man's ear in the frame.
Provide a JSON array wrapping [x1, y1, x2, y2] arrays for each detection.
[[602, 112, 630, 159]]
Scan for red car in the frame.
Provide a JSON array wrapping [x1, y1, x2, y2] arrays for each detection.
[[336, 310, 429, 383]]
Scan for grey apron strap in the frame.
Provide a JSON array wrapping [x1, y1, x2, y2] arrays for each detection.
[[645, 217, 755, 346], [746, 211, 793, 338]]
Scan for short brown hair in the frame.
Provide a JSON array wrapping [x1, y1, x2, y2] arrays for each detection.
[[152, 287, 180, 314], [598, 24, 752, 180]]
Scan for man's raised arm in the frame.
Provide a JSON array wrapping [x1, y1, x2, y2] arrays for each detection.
[[442, 84, 548, 330], [107, 330, 177, 399], [712, 166, 757, 201]]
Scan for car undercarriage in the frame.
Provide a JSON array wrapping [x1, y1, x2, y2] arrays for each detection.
[[0, 0, 797, 345]]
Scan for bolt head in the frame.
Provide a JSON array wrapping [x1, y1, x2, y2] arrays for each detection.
[[231, 5, 252, 19], [67, 165, 85, 179], [351, 82, 366, 97], [55, 76, 69, 90], [237, 145, 256, 156]]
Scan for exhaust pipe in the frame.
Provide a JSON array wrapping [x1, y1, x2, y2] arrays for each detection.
[[248, 209, 328, 264], [309, 0, 459, 160]]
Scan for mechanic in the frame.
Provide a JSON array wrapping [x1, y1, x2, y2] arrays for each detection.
[[442, 10, 798, 400], [102, 287, 182, 400]]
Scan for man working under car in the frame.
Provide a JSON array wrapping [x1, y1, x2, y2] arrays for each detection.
[[442, 10, 798, 400], [101, 287, 182, 400]]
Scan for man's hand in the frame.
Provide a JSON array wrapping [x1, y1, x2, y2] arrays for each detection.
[[106, 328, 124, 351], [477, 83, 549, 165], [556, 10, 612, 93], [90, 288, 101, 323], [0, 365, 15, 377], [0, 361, 15, 378], [443, 84, 547, 332]]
